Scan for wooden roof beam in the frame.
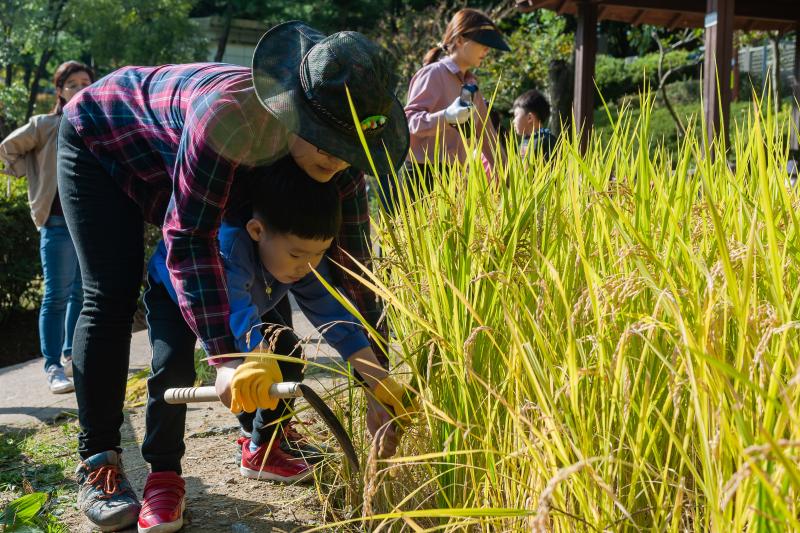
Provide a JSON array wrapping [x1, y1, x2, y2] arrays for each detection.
[[666, 12, 683, 29], [524, 0, 800, 22], [630, 9, 647, 25]]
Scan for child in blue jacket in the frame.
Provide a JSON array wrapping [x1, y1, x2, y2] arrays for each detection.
[[141, 156, 414, 508]]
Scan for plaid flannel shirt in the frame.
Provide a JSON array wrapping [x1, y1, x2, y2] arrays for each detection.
[[65, 63, 383, 361]]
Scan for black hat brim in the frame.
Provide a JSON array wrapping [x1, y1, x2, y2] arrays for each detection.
[[464, 28, 510, 52], [252, 21, 409, 175]]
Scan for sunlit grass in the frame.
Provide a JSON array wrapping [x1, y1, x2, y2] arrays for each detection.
[[0, 420, 78, 532], [320, 92, 800, 531]]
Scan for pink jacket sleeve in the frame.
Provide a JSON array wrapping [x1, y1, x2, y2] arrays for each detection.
[[405, 67, 447, 138]]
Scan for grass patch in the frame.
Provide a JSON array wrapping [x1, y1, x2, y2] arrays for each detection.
[[0, 419, 79, 531]]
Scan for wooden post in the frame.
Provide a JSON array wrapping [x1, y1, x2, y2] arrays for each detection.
[[703, 0, 735, 151], [573, 0, 598, 153], [791, 29, 800, 153], [732, 42, 740, 101]]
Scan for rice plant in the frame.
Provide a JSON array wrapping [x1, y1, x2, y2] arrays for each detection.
[[323, 93, 800, 532]]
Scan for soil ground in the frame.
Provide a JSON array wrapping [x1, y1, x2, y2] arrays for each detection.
[[0, 297, 354, 532]]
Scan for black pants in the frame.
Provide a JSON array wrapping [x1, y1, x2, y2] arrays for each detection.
[[141, 277, 305, 473], [377, 162, 438, 216], [58, 116, 145, 459]]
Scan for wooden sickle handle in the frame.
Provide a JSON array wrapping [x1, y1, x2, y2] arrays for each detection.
[[163, 382, 303, 404]]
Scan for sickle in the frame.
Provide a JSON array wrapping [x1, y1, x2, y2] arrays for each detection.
[[164, 383, 359, 473]]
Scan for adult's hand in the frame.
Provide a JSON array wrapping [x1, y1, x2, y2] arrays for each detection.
[[444, 96, 472, 125]]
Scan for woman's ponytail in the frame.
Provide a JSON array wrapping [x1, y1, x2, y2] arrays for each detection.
[[423, 45, 444, 66]]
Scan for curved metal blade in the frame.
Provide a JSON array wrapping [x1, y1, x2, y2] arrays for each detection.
[[298, 383, 360, 473]]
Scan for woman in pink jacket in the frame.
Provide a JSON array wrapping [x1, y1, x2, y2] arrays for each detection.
[[379, 9, 509, 211], [403, 10, 508, 192]]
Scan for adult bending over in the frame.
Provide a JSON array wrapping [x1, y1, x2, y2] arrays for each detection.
[[58, 22, 410, 532]]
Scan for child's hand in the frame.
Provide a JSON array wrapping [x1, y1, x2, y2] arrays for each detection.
[[365, 395, 401, 459]]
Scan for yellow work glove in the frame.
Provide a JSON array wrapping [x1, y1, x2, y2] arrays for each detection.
[[372, 376, 418, 427], [229, 355, 283, 414]]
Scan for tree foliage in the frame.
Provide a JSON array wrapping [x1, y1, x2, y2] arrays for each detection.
[[67, 0, 207, 69], [480, 11, 573, 113], [594, 49, 695, 103], [0, 0, 207, 134]]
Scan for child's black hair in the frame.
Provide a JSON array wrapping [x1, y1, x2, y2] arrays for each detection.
[[513, 89, 551, 125], [252, 156, 342, 240]]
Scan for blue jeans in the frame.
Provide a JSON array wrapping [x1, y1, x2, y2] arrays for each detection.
[[39, 215, 82, 369]]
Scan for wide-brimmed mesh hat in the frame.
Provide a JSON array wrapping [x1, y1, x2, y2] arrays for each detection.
[[252, 21, 409, 175]]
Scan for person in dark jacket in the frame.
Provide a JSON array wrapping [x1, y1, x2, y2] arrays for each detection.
[[512, 89, 557, 161]]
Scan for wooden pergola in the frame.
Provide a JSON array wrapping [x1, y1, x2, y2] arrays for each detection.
[[516, 0, 800, 152]]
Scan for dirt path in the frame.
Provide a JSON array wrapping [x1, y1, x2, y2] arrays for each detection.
[[1, 297, 356, 532], [59, 388, 333, 532]]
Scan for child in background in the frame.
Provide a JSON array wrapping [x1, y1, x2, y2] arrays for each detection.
[[139, 156, 415, 532], [512, 89, 557, 161]]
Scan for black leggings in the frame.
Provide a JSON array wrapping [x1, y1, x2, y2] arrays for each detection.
[[377, 162, 438, 216], [141, 277, 304, 473], [58, 116, 145, 459]]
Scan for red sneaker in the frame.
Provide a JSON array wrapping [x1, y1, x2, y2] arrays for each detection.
[[137, 471, 185, 533], [237, 436, 314, 482], [280, 422, 329, 464]]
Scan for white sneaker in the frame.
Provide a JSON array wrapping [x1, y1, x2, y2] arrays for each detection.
[[60, 354, 73, 377], [46, 365, 74, 394]]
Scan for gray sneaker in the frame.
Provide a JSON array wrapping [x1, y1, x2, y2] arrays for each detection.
[[46, 365, 74, 394], [75, 450, 141, 531], [60, 354, 73, 377]]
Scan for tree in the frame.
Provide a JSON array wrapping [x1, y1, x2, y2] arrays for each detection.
[[480, 11, 573, 118], [372, 1, 451, 99], [25, 0, 70, 119], [652, 28, 702, 137], [0, 0, 72, 120], [68, 0, 207, 70], [0, 0, 208, 131]]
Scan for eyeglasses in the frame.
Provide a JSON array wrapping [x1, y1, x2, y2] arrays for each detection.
[[316, 147, 334, 157]]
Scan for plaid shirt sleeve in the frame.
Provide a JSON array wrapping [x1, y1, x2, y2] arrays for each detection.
[[328, 168, 389, 369], [162, 91, 256, 358]]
